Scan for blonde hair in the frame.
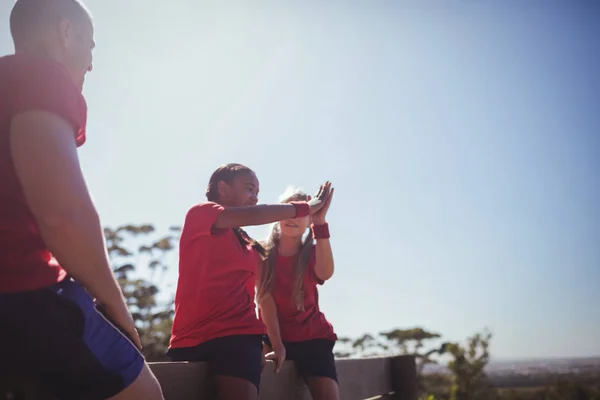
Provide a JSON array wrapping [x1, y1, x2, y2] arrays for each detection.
[[257, 187, 314, 311]]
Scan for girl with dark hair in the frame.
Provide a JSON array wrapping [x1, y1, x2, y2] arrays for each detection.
[[167, 163, 331, 400], [257, 184, 339, 400]]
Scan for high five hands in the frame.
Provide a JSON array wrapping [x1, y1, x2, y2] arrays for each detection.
[[308, 181, 334, 225]]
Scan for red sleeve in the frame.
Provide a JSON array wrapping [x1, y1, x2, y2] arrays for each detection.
[[9, 56, 87, 147], [184, 202, 226, 238], [308, 245, 325, 286]]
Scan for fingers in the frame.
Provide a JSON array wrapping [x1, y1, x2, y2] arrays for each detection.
[[316, 184, 326, 200], [265, 352, 279, 373], [315, 184, 324, 199], [320, 181, 332, 201], [325, 187, 334, 205], [313, 181, 333, 202], [127, 327, 143, 350], [264, 352, 285, 373], [275, 355, 285, 373]]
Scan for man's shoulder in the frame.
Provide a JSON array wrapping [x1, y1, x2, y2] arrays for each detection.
[[0, 54, 19, 83], [1, 53, 87, 147], [1, 54, 74, 85], [0, 54, 19, 69]]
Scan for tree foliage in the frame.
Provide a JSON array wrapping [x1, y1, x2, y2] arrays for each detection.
[[104, 224, 180, 361], [446, 329, 493, 400], [337, 326, 450, 397]]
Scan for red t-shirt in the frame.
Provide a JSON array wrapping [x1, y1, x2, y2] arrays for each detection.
[[169, 202, 266, 348], [260, 246, 337, 343], [0, 54, 87, 293]]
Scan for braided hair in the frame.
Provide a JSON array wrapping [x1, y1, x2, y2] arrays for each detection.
[[205, 163, 266, 259]]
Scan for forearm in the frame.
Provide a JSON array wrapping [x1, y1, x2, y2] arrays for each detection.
[[313, 219, 334, 280], [258, 294, 284, 348], [214, 204, 299, 229], [315, 238, 335, 281], [36, 206, 123, 306]]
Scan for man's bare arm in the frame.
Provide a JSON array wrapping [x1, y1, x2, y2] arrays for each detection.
[[10, 111, 123, 307]]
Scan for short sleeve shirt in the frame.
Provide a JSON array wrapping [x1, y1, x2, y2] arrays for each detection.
[[0, 54, 87, 293], [170, 202, 266, 348]]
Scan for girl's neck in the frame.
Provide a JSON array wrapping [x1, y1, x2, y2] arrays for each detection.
[[278, 234, 302, 257]]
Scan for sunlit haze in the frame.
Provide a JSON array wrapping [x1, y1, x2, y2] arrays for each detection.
[[1, 0, 598, 360]]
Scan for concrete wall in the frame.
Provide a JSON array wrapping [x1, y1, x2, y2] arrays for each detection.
[[0, 356, 417, 399], [149, 355, 417, 400]]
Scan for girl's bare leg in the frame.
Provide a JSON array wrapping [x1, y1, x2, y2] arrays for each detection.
[[215, 375, 258, 400], [306, 376, 339, 400]]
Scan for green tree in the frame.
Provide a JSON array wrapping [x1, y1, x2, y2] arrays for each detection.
[[446, 329, 493, 400], [104, 224, 180, 361], [337, 327, 450, 399], [380, 328, 449, 377]]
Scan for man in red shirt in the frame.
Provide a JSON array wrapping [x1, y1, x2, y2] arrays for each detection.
[[0, 1, 163, 399]]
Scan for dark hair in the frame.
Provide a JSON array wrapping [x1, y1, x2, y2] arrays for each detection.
[[206, 163, 266, 259], [206, 163, 253, 202], [10, 0, 91, 48]]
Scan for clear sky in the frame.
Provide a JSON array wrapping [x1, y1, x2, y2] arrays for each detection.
[[1, 0, 598, 360]]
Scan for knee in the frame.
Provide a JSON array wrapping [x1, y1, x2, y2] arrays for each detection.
[[111, 364, 164, 400], [139, 366, 164, 400]]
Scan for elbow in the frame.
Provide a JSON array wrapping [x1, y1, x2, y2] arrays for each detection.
[[317, 263, 335, 281], [322, 271, 334, 281], [257, 293, 274, 308]]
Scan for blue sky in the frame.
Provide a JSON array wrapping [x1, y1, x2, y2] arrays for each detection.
[[1, 0, 598, 360]]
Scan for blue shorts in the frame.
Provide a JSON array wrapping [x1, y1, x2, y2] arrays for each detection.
[[0, 278, 144, 400]]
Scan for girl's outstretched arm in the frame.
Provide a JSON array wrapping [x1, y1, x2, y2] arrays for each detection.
[[213, 181, 332, 229], [214, 204, 298, 229]]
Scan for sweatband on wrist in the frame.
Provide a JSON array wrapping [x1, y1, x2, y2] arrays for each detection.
[[290, 201, 310, 218], [311, 223, 330, 239]]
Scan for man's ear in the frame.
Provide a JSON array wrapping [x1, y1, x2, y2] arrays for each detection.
[[58, 18, 73, 49]]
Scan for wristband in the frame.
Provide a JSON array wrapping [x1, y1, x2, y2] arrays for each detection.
[[311, 223, 330, 239], [290, 201, 310, 218]]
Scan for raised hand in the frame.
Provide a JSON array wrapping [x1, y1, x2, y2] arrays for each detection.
[[312, 182, 333, 224], [307, 181, 332, 215]]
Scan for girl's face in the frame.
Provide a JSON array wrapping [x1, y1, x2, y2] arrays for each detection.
[[219, 171, 259, 207], [279, 198, 311, 238], [279, 215, 310, 239]]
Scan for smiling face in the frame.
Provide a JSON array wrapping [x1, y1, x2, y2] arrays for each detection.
[[229, 171, 259, 207], [216, 170, 259, 207], [278, 191, 311, 239], [279, 214, 311, 239]]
